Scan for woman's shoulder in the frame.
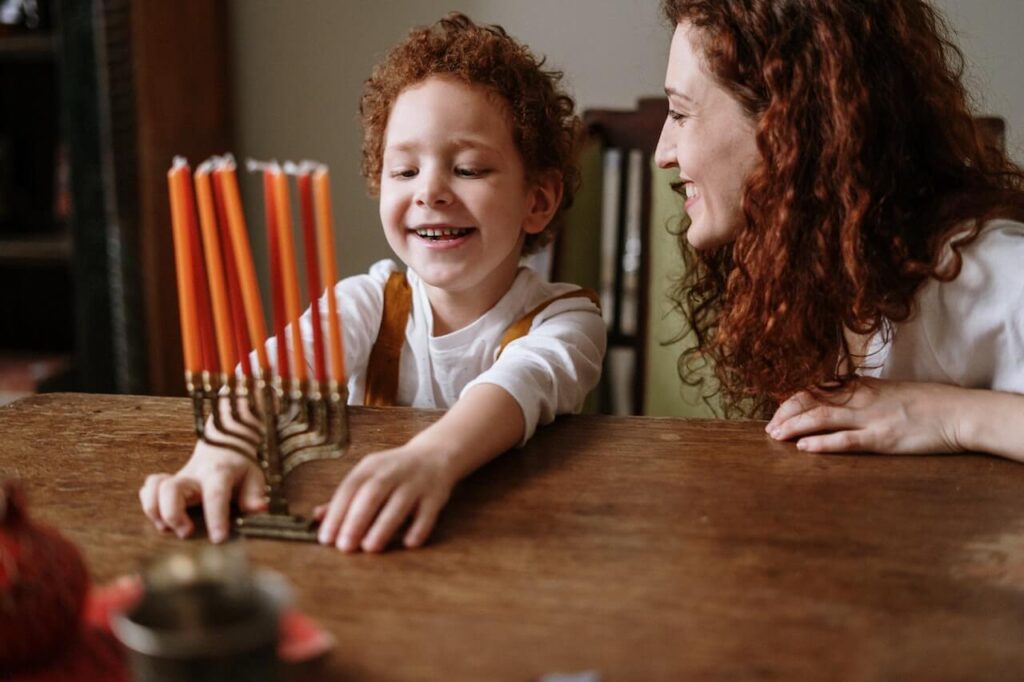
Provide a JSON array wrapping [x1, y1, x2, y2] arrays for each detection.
[[938, 218, 1024, 300], [907, 218, 1024, 389]]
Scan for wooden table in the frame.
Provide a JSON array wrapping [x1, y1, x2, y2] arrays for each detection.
[[2, 393, 1023, 681]]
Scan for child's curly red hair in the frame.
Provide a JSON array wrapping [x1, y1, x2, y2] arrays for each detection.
[[662, 0, 1024, 417], [359, 12, 582, 255]]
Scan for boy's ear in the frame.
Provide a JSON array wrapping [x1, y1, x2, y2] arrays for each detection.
[[522, 170, 563, 235]]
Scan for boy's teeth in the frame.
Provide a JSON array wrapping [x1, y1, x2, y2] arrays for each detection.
[[685, 183, 699, 199], [415, 227, 470, 238]]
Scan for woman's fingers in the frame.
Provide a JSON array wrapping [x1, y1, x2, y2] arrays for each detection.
[[362, 490, 417, 553], [796, 428, 869, 453], [767, 391, 818, 431], [771, 403, 861, 441]]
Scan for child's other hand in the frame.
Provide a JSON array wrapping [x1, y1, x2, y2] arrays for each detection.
[[314, 445, 455, 552], [765, 377, 965, 454], [138, 439, 267, 543]]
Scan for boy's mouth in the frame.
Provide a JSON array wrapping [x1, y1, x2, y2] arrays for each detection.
[[410, 225, 474, 242]]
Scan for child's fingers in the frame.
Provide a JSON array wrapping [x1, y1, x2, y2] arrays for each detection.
[[139, 473, 171, 530], [157, 476, 200, 539], [337, 480, 393, 552], [238, 465, 268, 513], [362, 491, 417, 553], [317, 473, 366, 545], [404, 496, 443, 548], [200, 472, 235, 544]]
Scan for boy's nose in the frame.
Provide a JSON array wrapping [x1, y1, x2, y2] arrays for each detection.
[[415, 173, 454, 207]]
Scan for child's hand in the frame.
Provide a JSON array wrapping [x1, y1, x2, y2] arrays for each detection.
[[138, 438, 267, 543], [314, 445, 456, 552]]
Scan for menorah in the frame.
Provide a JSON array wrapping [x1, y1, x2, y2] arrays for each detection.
[[167, 155, 349, 541]]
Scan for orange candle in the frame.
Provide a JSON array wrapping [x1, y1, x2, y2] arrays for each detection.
[[185, 174, 218, 375], [297, 169, 327, 385], [167, 158, 201, 376], [261, 166, 290, 382], [214, 157, 270, 375], [271, 167, 308, 385], [312, 167, 346, 384], [194, 162, 236, 374], [212, 168, 254, 379]]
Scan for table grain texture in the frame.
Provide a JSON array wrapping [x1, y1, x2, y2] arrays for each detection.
[[1, 393, 1022, 681]]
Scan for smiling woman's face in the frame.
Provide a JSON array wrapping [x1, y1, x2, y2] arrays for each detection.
[[654, 22, 760, 250]]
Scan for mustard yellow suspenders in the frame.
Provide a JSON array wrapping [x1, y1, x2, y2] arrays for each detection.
[[363, 271, 599, 406]]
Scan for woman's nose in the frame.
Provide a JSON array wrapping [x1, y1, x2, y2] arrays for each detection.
[[654, 119, 678, 169], [415, 170, 453, 207]]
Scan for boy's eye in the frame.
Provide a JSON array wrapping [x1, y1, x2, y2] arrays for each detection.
[[454, 167, 488, 178], [390, 168, 418, 179]]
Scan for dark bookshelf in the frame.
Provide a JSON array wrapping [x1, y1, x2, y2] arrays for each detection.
[[0, 1, 232, 399]]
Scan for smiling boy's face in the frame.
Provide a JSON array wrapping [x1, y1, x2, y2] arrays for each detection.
[[379, 76, 551, 305]]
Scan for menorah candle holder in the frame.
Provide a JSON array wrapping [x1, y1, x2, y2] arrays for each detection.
[[168, 155, 350, 543], [187, 371, 349, 542]]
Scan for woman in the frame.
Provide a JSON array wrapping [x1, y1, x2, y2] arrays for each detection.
[[655, 0, 1024, 460]]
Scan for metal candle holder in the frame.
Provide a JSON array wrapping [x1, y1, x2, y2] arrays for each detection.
[[186, 372, 349, 542]]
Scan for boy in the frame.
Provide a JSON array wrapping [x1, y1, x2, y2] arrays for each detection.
[[139, 13, 606, 552]]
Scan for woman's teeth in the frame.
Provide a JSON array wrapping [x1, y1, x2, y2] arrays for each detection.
[[415, 227, 470, 240], [685, 183, 699, 199]]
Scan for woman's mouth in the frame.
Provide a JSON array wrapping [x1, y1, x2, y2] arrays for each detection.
[[683, 182, 701, 209]]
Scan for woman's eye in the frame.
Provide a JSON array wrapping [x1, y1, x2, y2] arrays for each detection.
[[668, 110, 689, 125]]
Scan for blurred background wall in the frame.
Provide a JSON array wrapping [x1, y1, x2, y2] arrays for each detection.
[[228, 0, 1024, 278]]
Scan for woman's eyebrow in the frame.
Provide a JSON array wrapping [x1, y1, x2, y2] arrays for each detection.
[[665, 86, 695, 104]]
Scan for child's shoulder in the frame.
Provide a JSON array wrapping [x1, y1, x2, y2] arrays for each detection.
[[333, 259, 402, 309], [510, 267, 603, 324]]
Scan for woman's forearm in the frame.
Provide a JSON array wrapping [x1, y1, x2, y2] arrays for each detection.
[[957, 389, 1024, 462]]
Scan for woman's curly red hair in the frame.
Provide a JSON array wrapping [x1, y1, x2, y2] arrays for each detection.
[[359, 12, 582, 255], [662, 0, 1024, 417]]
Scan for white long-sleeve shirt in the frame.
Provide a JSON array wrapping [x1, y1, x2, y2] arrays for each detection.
[[268, 259, 607, 442]]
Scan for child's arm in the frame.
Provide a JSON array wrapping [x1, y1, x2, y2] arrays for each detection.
[[315, 297, 606, 553], [315, 383, 524, 552], [138, 400, 267, 542], [766, 378, 1024, 461]]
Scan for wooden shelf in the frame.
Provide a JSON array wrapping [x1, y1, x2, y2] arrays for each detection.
[[0, 33, 55, 60], [0, 232, 71, 265]]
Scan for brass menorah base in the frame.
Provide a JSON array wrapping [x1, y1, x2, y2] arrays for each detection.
[[189, 371, 349, 542], [236, 512, 320, 542]]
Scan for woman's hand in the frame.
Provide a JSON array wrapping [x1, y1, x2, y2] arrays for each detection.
[[766, 377, 973, 455], [314, 444, 455, 553]]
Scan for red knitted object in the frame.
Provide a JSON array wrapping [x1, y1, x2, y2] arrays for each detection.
[[0, 480, 90, 672]]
